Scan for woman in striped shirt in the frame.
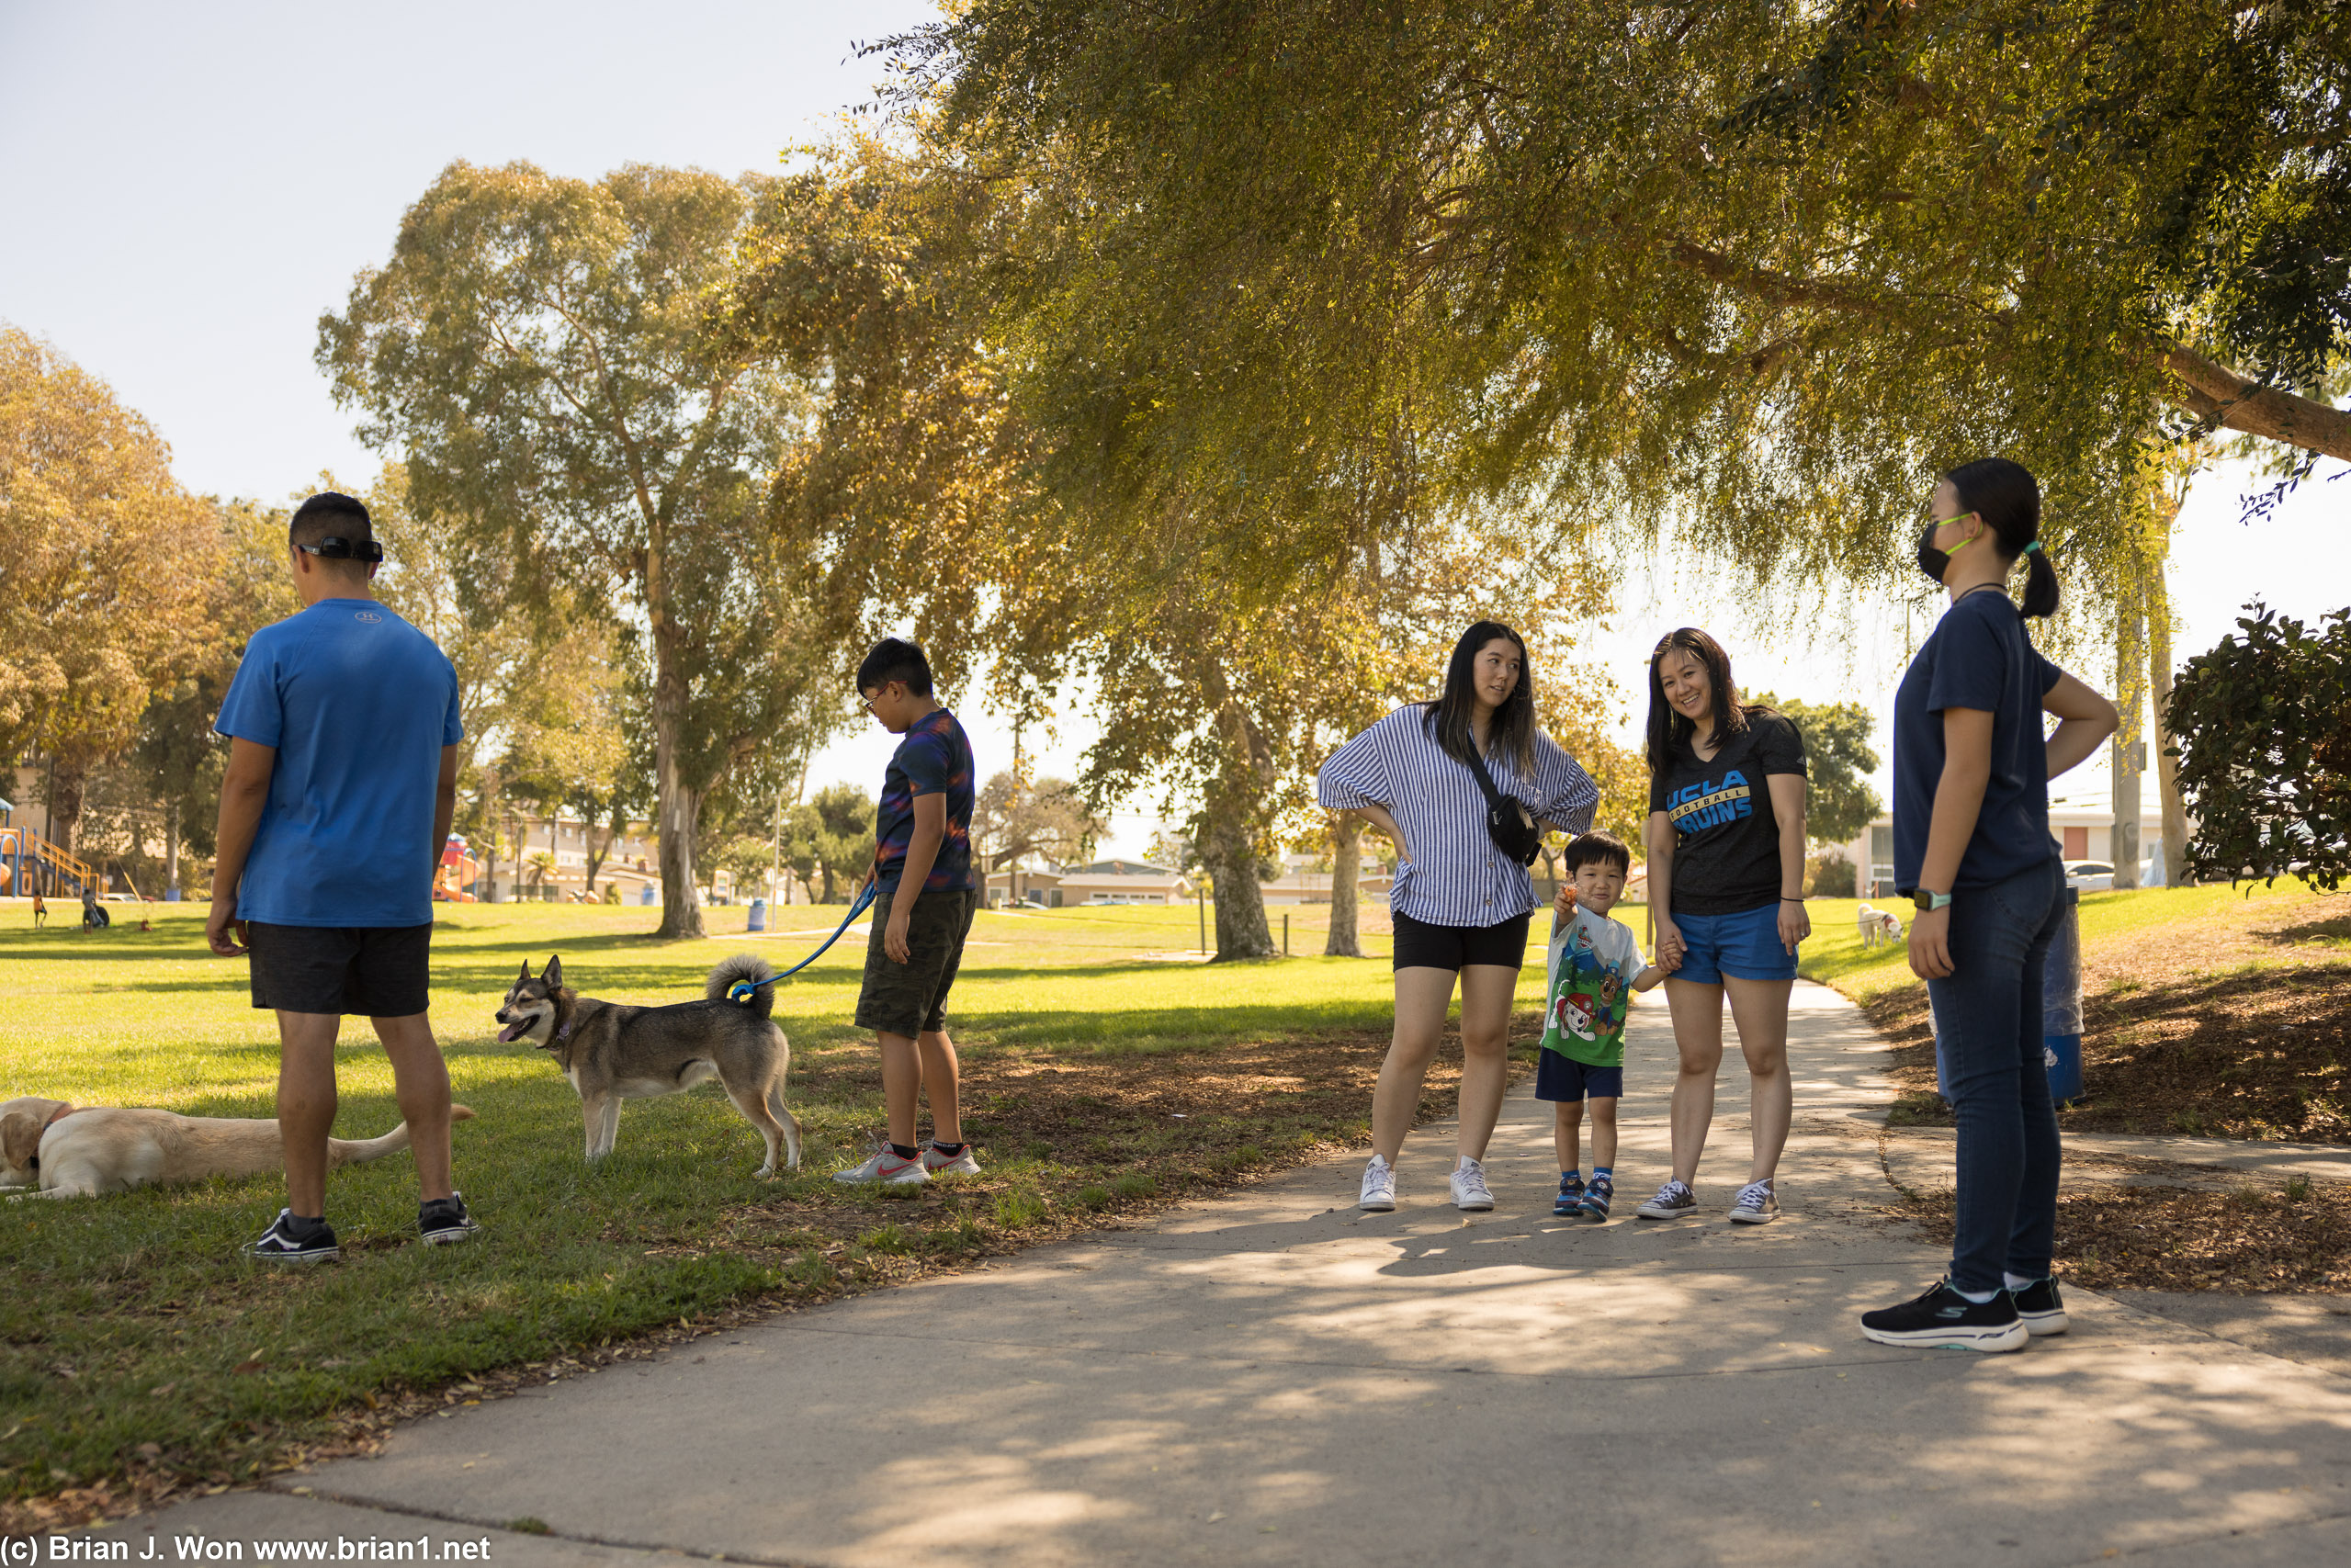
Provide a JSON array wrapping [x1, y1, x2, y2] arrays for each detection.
[[1317, 620, 1599, 1213]]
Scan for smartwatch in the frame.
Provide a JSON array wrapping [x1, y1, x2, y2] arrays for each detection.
[[1911, 888, 1952, 913]]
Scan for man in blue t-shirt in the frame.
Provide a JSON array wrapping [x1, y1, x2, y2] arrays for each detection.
[[208, 492, 474, 1261], [831, 637, 983, 1188]]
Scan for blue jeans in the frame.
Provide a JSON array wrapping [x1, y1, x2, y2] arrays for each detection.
[[1927, 856, 2065, 1293]]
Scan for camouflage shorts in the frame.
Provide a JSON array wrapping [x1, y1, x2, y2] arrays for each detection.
[[853, 887, 980, 1037]]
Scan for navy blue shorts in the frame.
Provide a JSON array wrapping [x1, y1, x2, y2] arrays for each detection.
[[1671, 901, 1799, 985], [1535, 1050, 1623, 1102]]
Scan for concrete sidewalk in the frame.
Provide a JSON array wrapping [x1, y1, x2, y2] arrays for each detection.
[[86, 984, 2351, 1566]]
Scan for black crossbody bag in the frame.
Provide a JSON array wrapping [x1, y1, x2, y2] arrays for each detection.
[[1460, 745, 1544, 866]]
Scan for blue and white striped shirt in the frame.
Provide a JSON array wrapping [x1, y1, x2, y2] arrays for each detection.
[[1317, 705, 1599, 928]]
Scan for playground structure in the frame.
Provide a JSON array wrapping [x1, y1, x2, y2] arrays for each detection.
[[0, 824, 101, 902], [435, 833, 481, 902]]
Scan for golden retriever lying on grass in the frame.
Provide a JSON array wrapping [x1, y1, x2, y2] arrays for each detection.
[[0, 1095, 474, 1199]]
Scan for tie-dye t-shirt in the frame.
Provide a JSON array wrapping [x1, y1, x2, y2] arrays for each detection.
[[875, 708, 977, 894]]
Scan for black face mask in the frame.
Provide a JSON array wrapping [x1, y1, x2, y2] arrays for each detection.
[[1916, 518, 1950, 585], [1916, 516, 1978, 586]]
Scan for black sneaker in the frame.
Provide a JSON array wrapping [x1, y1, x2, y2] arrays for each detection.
[[419, 1193, 480, 1246], [245, 1209, 339, 1263], [1860, 1280, 2029, 1352], [2008, 1276, 2068, 1337], [1553, 1176, 1587, 1216], [1634, 1179, 1698, 1220]]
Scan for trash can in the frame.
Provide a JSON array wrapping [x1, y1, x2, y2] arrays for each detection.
[[2042, 887, 2084, 1102], [639, 882, 656, 906], [1933, 886, 2084, 1105], [748, 897, 766, 933]]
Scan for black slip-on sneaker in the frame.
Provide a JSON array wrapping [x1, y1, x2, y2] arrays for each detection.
[[419, 1193, 480, 1246], [1860, 1280, 2029, 1352], [2007, 1276, 2068, 1337], [246, 1209, 339, 1263]]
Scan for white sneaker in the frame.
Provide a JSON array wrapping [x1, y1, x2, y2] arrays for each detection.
[[1449, 1158, 1495, 1212], [922, 1142, 982, 1177], [1359, 1155, 1397, 1212], [831, 1144, 932, 1186]]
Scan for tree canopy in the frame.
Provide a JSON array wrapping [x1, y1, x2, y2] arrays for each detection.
[[0, 325, 218, 854], [893, 0, 2350, 619]]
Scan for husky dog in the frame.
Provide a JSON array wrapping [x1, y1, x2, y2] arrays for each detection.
[[0, 1095, 475, 1200], [496, 954, 801, 1177]]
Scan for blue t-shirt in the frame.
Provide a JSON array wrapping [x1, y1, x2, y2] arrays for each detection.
[[1893, 591, 2063, 894], [875, 708, 976, 894], [214, 599, 463, 927]]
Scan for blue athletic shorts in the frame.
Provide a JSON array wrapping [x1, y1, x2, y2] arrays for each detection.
[[1535, 1051, 1623, 1102], [1672, 901, 1799, 985]]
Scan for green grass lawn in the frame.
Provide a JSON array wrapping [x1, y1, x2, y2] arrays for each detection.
[[1796, 880, 2337, 1002], [0, 901, 1549, 1519]]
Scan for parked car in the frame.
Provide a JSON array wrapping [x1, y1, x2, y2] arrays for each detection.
[[2063, 860, 2114, 891]]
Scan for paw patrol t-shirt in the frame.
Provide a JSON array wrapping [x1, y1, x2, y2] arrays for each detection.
[[1538, 906, 1647, 1068]]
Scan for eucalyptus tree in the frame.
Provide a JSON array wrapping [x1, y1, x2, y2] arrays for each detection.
[[892, 0, 2349, 614], [321, 160, 841, 936]]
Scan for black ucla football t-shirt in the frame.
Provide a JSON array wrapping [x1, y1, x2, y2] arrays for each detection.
[[1649, 711, 1808, 917]]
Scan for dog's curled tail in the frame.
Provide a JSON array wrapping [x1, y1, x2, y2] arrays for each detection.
[[708, 953, 778, 1017], [324, 1103, 478, 1168]]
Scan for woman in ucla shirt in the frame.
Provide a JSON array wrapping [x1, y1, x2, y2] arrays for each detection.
[[1633, 627, 1809, 1226]]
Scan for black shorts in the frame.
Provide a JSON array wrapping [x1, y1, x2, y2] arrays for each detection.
[[1391, 909, 1532, 972], [246, 921, 433, 1017], [853, 887, 980, 1037]]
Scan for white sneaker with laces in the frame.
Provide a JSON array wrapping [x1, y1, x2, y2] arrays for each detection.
[[832, 1144, 932, 1186], [1359, 1155, 1397, 1212], [923, 1143, 982, 1177], [1449, 1157, 1495, 1212]]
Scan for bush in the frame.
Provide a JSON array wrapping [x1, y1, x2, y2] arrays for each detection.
[[1807, 852, 1857, 898], [2168, 602, 2351, 889]]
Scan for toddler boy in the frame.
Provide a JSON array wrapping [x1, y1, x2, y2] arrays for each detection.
[[1540, 831, 1667, 1221]]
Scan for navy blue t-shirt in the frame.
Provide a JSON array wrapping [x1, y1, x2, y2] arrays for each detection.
[[1893, 591, 2063, 894], [215, 599, 463, 926], [875, 708, 977, 894]]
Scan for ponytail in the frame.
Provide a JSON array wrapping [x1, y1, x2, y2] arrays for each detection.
[[1944, 457, 2061, 619]]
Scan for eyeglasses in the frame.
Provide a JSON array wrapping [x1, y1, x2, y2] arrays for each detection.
[[295, 536, 386, 563]]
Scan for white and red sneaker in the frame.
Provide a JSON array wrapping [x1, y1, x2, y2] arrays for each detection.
[[831, 1143, 931, 1186], [923, 1142, 982, 1177]]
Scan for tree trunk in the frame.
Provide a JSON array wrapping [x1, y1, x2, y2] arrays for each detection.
[[164, 799, 180, 894], [1195, 691, 1277, 960], [2111, 576, 2146, 889], [48, 761, 86, 860], [1325, 812, 1364, 957], [480, 766, 502, 902], [2146, 555, 2191, 887]]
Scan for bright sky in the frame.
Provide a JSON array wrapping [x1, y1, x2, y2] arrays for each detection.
[[5, 2, 2344, 863]]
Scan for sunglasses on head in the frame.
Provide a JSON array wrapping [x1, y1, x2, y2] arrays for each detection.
[[296, 536, 385, 562]]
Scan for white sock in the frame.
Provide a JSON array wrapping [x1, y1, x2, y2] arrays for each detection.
[[1953, 1285, 1998, 1304], [2004, 1272, 2037, 1291]]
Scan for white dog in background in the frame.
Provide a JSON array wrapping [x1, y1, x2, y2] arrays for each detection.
[[1856, 903, 1904, 948]]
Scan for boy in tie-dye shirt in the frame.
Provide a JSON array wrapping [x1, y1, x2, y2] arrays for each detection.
[[832, 637, 982, 1188]]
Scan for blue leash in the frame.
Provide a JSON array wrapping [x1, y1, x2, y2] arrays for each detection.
[[729, 884, 877, 1002]]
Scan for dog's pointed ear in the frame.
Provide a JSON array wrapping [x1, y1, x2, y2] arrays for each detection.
[[0, 1111, 43, 1172], [517, 958, 532, 985], [545, 955, 563, 990]]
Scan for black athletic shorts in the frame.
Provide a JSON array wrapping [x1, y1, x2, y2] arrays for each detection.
[[245, 921, 433, 1016], [854, 887, 980, 1037], [1391, 909, 1532, 973]]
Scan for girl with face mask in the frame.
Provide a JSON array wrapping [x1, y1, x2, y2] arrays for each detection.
[[1860, 457, 2119, 1353]]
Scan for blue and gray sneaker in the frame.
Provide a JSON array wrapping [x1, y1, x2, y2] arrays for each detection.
[[1553, 1175, 1587, 1216], [1579, 1175, 1613, 1223]]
